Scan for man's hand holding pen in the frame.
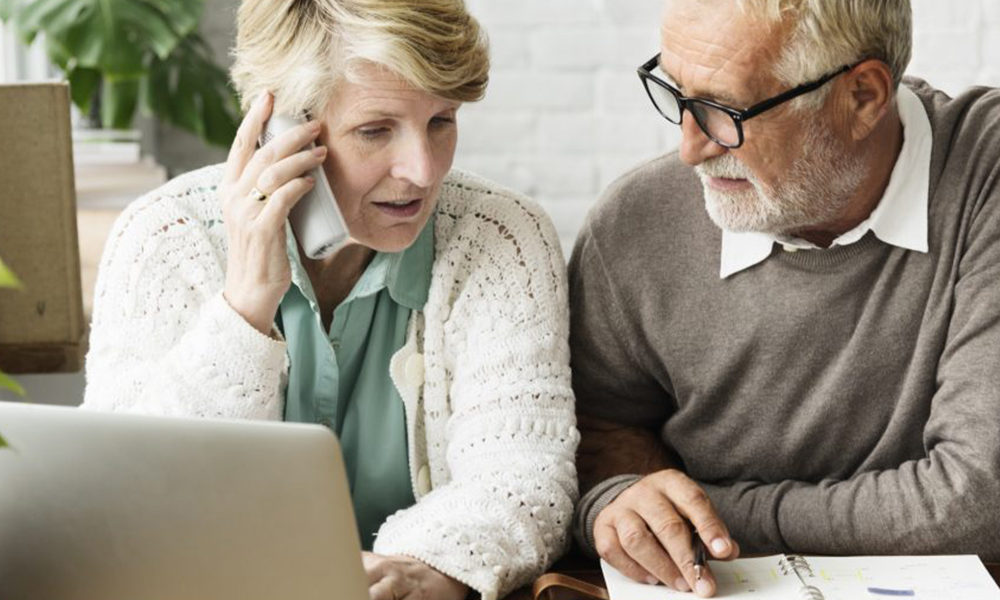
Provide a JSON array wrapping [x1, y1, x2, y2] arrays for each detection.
[[593, 469, 740, 598], [693, 522, 708, 584]]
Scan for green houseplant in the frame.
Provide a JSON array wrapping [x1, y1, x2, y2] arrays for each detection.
[[0, 0, 239, 147], [0, 256, 26, 448]]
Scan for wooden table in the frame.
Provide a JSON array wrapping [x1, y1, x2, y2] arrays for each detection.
[[503, 555, 1000, 599]]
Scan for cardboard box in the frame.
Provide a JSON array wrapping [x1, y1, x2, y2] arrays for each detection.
[[0, 83, 85, 374]]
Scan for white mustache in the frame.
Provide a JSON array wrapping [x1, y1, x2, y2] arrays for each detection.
[[695, 155, 754, 180]]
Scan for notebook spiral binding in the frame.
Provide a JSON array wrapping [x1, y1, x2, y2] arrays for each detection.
[[778, 555, 824, 600]]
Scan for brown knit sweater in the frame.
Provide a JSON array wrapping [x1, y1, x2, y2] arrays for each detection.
[[570, 79, 1000, 560]]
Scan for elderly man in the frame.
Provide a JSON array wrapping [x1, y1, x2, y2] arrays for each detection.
[[570, 0, 1000, 597]]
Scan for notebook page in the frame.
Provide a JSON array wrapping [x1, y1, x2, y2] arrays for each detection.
[[601, 556, 803, 599], [803, 555, 1000, 600]]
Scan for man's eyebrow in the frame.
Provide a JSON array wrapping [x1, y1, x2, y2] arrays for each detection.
[[659, 64, 744, 107]]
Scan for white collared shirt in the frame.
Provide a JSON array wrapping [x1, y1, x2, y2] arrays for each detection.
[[719, 85, 932, 278]]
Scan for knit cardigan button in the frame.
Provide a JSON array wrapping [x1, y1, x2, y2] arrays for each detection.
[[417, 464, 432, 495], [405, 352, 425, 387]]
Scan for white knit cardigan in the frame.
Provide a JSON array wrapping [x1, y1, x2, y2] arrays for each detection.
[[81, 165, 580, 599]]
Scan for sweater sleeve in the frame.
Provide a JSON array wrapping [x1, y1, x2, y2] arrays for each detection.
[[702, 166, 1000, 561], [566, 215, 679, 558], [568, 221, 672, 427], [371, 194, 579, 600], [81, 190, 287, 420]]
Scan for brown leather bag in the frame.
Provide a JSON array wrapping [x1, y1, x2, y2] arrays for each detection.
[[532, 573, 610, 600]]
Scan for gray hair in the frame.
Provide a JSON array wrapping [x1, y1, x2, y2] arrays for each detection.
[[734, 0, 913, 110]]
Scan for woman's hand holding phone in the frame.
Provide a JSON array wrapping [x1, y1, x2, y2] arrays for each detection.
[[218, 92, 327, 335]]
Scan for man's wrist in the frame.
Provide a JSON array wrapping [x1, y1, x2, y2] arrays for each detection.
[[573, 473, 644, 556]]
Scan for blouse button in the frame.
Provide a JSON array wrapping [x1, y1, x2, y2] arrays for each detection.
[[405, 352, 425, 387], [417, 464, 432, 496]]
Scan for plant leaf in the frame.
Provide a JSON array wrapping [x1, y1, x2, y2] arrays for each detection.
[[140, 53, 168, 115], [15, 0, 84, 45], [146, 33, 239, 147], [148, 0, 201, 36], [0, 257, 23, 290], [0, 371, 26, 397], [0, 0, 17, 21], [201, 82, 239, 148], [68, 65, 102, 113], [8, 0, 234, 146], [101, 75, 140, 129], [0, 255, 27, 403], [14, 0, 202, 76], [44, 32, 73, 70]]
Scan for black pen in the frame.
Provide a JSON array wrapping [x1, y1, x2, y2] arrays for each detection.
[[691, 523, 707, 581]]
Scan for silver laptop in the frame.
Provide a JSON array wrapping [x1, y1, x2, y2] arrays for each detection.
[[0, 401, 370, 600]]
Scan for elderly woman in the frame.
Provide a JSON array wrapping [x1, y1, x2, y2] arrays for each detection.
[[81, 1, 577, 598]]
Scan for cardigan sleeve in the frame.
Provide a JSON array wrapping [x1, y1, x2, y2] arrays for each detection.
[[372, 188, 580, 600], [82, 179, 287, 420]]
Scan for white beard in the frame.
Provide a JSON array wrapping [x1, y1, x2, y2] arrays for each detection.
[[696, 119, 868, 235]]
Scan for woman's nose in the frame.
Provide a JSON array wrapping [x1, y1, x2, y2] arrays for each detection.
[[391, 134, 436, 189]]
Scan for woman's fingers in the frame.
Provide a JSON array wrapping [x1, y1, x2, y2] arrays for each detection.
[[239, 119, 322, 196], [364, 555, 409, 600], [231, 145, 325, 225], [256, 145, 327, 201], [217, 96, 328, 337], [224, 92, 273, 187], [256, 176, 316, 228], [368, 577, 399, 600], [363, 552, 389, 585]]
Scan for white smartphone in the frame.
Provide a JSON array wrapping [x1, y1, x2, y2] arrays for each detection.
[[259, 113, 349, 259]]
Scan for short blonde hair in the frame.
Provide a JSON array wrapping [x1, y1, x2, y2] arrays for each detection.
[[735, 0, 912, 109], [230, 0, 490, 117]]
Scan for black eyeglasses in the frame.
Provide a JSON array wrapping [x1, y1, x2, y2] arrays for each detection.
[[637, 53, 854, 148]]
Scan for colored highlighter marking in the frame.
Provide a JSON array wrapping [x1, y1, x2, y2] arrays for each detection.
[[867, 587, 916, 596]]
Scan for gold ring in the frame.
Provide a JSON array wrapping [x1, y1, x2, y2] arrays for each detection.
[[248, 186, 268, 203]]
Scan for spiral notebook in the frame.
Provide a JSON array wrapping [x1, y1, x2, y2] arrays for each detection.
[[601, 554, 1000, 599]]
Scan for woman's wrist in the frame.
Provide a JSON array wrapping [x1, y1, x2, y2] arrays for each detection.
[[222, 289, 279, 336]]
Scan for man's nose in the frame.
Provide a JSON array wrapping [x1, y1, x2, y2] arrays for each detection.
[[678, 116, 728, 166]]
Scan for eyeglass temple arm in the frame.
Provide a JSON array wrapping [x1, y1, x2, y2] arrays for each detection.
[[738, 64, 853, 121], [638, 54, 661, 76]]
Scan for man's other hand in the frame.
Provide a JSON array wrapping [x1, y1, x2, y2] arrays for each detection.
[[594, 469, 739, 598]]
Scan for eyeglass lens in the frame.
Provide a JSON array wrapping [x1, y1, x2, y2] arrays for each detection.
[[688, 103, 740, 146], [643, 77, 741, 147], [644, 79, 681, 122]]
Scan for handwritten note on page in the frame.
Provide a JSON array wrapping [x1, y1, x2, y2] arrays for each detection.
[[601, 555, 1000, 599]]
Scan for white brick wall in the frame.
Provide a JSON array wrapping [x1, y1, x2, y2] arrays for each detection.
[[455, 0, 1000, 253]]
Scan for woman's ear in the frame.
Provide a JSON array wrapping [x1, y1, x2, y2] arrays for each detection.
[[842, 59, 896, 142]]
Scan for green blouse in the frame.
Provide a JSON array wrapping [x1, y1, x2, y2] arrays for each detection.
[[276, 218, 434, 550]]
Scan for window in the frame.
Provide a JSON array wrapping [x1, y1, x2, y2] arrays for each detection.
[[0, 22, 56, 83]]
